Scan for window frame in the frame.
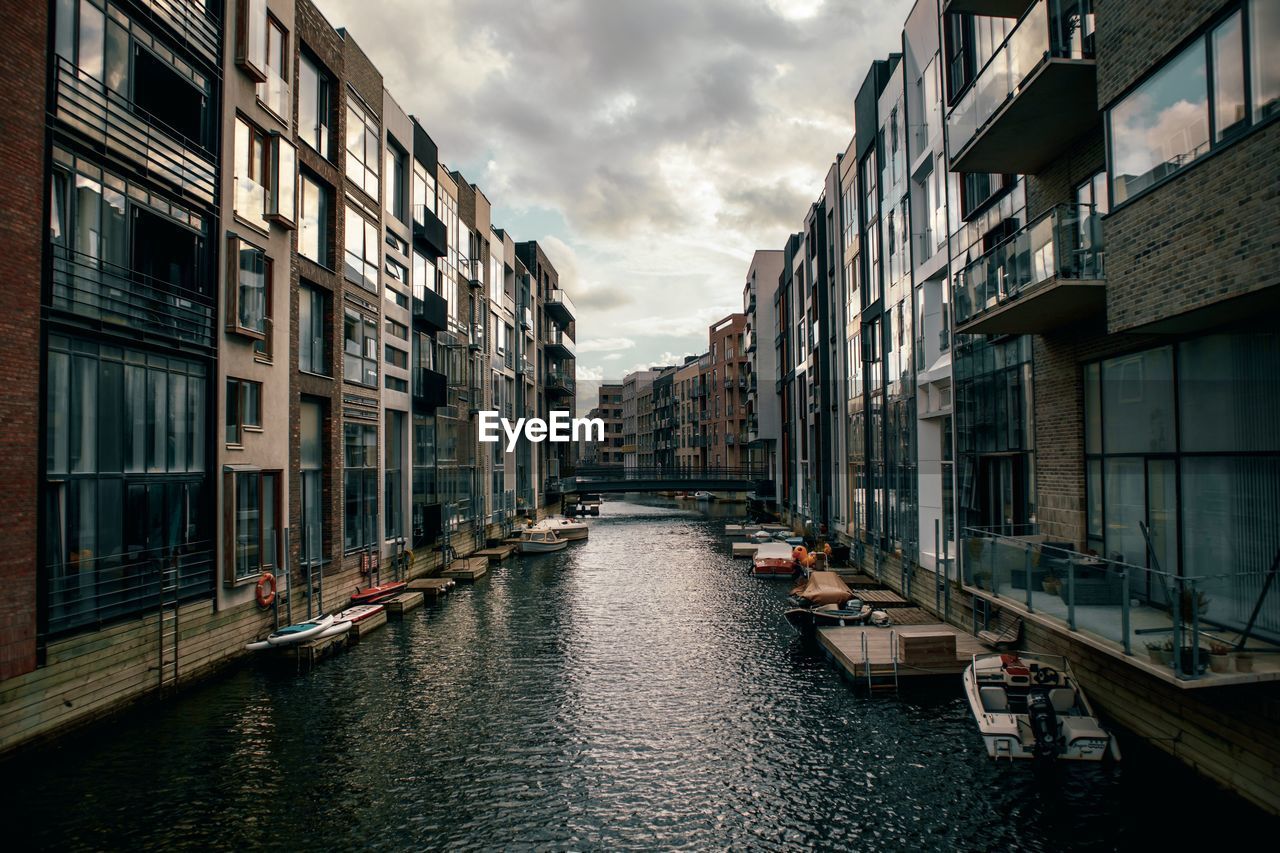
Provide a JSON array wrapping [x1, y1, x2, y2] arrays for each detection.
[[225, 376, 263, 446], [343, 308, 379, 388], [235, 0, 269, 83], [299, 282, 331, 376], [223, 468, 282, 585], [225, 235, 273, 345], [298, 170, 332, 267]]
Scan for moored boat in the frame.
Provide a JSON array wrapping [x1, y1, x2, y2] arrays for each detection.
[[963, 651, 1121, 762], [332, 603, 385, 624], [519, 529, 569, 553], [350, 580, 408, 605], [752, 542, 797, 578], [248, 614, 335, 649], [693, 491, 715, 501], [532, 516, 589, 541]]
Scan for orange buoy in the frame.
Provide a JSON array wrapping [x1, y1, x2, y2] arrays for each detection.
[[254, 572, 276, 608]]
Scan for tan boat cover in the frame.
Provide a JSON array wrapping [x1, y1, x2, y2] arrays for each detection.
[[793, 571, 854, 606]]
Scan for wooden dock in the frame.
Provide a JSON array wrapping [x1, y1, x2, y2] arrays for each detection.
[[476, 544, 516, 560], [407, 578, 455, 598], [731, 542, 760, 558], [857, 588, 910, 606], [818, 623, 985, 680], [384, 591, 424, 618], [349, 608, 387, 640], [443, 557, 488, 581]]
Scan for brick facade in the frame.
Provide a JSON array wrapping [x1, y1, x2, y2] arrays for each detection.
[[0, 1, 46, 679]]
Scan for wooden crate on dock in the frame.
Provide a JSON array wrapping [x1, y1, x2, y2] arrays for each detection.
[[899, 631, 957, 666]]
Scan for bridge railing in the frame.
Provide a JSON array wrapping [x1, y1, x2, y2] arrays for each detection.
[[568, 465, 771, 482]]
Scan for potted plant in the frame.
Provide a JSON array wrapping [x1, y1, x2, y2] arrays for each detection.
[[1145, 639, 1173, 667], [1208, 641, 1232, 673], [1235, 650, 1255, 673]]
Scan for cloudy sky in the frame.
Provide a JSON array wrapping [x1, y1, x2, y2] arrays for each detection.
[[320, 0, 910, 390]]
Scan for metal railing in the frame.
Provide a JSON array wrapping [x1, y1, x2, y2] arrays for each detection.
[[961, 525, 1279, 680], [570, 464, 769, 481], [46, 541, 215, 636], [139, 0, 221, 63], [947, 0, 1095, 157], [53, 58, 216, 204], [546, 290, 576, 322], [50, 246, 215, 351], [954, 203, 1104, 326], [544, 329, 576, 358], [545, 369, 575, 395]]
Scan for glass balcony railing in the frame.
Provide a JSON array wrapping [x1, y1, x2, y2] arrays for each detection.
[[962, 526, 1280, 683], [50, 246, 215, 351], [256, 69, 290, 122], [946, 0, 1095, 162], [411, 204, 448, 257], [954, 203, 1104, 331], [234, 176, 270, 230], [546, 290, 576, 325], [544, 329, 576, 359], [545, 369, 576, 396], [52, 58, 216, 204]]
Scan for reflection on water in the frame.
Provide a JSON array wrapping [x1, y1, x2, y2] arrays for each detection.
[[3, 496, 1275, 850]]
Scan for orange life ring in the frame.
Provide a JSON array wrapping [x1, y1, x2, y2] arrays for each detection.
[[254, 572, 276, 608], [792, 545, 808, 562]]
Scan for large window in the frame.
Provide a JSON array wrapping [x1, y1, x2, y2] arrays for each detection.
[[386, 140, 407, 223], [344, 422, 378, 552], [226, 236, 270, 343], [299, 172, 331, 265], [385, 411, 405, 540], [235, 0, 268, 82], [412, 159, 436, 224], [1110, 2, 1277, 204], [411, 413, 437, 548], [344, 308, 378, 387], [344, 205, 378, 292], [1084, 333, 1280, 636], [298, 50, 334, 160], [233, 117, 269, 230], [225, 377, 262, 445], [299, 283, 330, 375], [255, 15, 289, 120], [226, 470, 279, 583], [345, 95, 380, 200]]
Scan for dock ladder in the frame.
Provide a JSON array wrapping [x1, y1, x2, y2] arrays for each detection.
[[860, 630, 900, 694], [152, 551, 180, 691]]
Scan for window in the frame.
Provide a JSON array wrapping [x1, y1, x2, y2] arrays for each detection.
[[386, 140, 407, 223], [235, 0, 268, 82], [300, 400, 324, 565], [385, 344, 408, 369], [412, 159, 436, 224], [226, 470, 279, 583], [344, 205, 378, 291], [233, 116, 269, 229], [385, 411, 405, 541], [411, 414, 437, 548], [299, 172, 330, 265], [299, 283, 330, 375], [1253, 0, 1280, 121], [384, 376, 408, 393], [959, 171, 1009, 220], [345, 95, 380, 200], [344, 309, 378, 387], [267, 134, 296, 227], [256, 16, 289, 120], [226, 236, 271, 344], [344, 422, 378, 551], [386, 257, 408, 286], [1109, 2, 1275, 205], [226, 377, 262, 445], [385, 317, 408, 341], [298, 50, 334, 159]]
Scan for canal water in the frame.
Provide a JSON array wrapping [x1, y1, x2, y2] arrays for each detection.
[[4, 498, 1274, 850]]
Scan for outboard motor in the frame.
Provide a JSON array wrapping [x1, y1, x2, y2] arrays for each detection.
[[1026, 690, 1060, 759]]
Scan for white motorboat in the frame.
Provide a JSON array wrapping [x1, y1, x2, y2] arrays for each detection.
[[963, 651, 1121, 762], [752, 542, 797, 578], [519, 529, 569, 553], [532, 516, 589, 541], [693, 491, 715, 501]]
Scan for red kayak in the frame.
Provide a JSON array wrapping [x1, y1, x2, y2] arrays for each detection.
[[350, 581, 407, 605]]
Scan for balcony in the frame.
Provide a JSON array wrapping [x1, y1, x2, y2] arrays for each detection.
[[52, 58, 216, 205], [412, 286, 448, 334], [462, 259, 483, 289], [520, 306, 533, 331], [546, 290, 576, 326], [522, 363, 535, 382], [962, 526, 1280, 687], [745, 330, 755, 353], [946, 0, 1097, 175], [138, 0, 221, 65], [412, 204, 448, 259], [412, 367, 448, 411], [943, 0, 1032, 16], [50, 247, 215, 352], [544, 329, 576, 360], [468, 322, 484, 351], [545, 369, 575, 397], [954, 203, 1105, 335]]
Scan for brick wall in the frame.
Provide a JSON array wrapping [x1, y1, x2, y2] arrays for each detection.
[[1025, 128, 1105, 216], [1095, 0, 1230, 108], [1104, 122, 1280, 334], [0, 1, 46, 679]]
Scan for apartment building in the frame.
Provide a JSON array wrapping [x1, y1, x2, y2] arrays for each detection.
[[517, 240, 575, 492], [619, 369, 658, 471], [0, 0, 573, 755], [674, 358, 704, 469], [652, 367, 678, 471], [743, 251, 784, 490], [706, 315, 749, 469], [594, 383, 624, 467]]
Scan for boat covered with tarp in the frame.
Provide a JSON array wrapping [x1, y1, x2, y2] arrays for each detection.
[[789, 571, 855, 606]]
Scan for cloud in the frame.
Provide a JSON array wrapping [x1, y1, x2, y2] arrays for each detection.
[[602, 353, 622, 361], [317, 0, 913, 372], [576, 337, 636, 354]]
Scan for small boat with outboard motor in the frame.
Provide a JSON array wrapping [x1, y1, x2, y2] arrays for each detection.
[[782, 571, 879, 632], [350, 580, 408, 605], [518, 528, 569, 553], [752, 542, 798, 578], [531, 516, 589, 541], [963, 651, 1121, 762]]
